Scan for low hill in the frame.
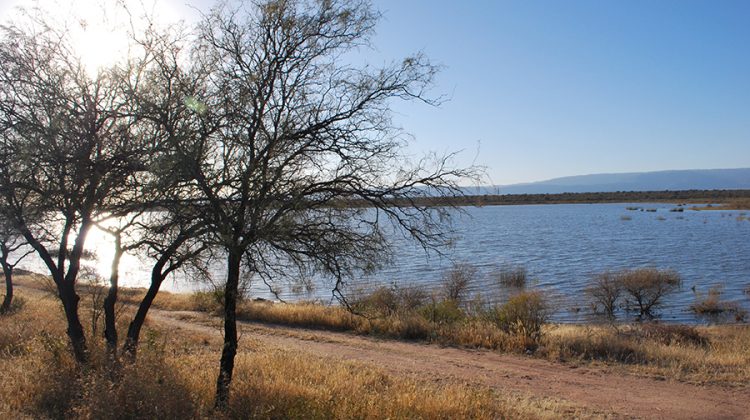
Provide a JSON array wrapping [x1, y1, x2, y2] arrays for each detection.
[[490, 168, 750, 194]]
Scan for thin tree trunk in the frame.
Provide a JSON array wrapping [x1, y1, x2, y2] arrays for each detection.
[[58, 279, 88, 363], [123, 262, 168, 360], [0, 247, 12, 314], [214, 249, 241, 409], [104, 234, 122, 358], [122, 230, 200, 360]]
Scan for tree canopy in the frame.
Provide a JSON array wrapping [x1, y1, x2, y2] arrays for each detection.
[[0, 0, 480, 408]]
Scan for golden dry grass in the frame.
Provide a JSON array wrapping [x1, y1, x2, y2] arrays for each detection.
[[543, 323, 750, 386], [237, 301, 750, 386], [1, 287, 593, 419], [11, 274, 750, 389]]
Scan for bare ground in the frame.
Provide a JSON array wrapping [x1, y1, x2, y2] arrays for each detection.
[[147, 308, 750, 420]]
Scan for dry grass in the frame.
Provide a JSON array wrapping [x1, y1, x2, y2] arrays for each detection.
[[1, 287, 589, 419], [543, 323, 750, 386], [226, 296, 750, 386], [11, 274, 750, 390]]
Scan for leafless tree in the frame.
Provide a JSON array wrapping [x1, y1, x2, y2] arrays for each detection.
[[0, 15, 149, 363], [136, 0, 482, 407], [587, 271, 623, 322], [0, 215, 33, 313], [121, 210, 210, 359]]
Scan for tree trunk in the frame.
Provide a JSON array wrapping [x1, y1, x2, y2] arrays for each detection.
[[123, 261, 168, 360], [0, 249, 12, 314], [104, 234, 122, 358], [58, 279, 88, 363], [17, 220, 90, 363], [214, 249, 241, 409]]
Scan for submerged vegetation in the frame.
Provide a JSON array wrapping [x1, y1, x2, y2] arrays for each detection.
[[690, 286, 748, 323]]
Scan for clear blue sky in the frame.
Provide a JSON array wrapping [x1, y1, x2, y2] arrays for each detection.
[[2, 0, 748, 184], [367, 0, 750, 184]]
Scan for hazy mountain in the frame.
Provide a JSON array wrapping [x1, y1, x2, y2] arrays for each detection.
[[480, 168, 750, 195]]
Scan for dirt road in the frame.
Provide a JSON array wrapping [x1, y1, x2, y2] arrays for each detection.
[[148, 309, 750, 419]]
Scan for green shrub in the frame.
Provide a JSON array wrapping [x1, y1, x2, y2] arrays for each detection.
[[418, 298, 464, 325], [351, 285, 428, 318], [190, 290, 223, 313], [396, 286, 429, 311], [486, 291, 550, 342], [350, 286, 401, 318]]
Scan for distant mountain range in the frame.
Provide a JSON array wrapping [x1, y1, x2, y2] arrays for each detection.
[[473, 168, 750, 195]]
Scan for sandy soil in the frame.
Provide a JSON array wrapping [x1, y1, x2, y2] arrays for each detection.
[[147, 308, 750, 419]]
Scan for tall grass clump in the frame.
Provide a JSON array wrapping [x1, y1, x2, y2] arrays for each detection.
[[690, 286, 747, 323], [495, 264, 528, 289]]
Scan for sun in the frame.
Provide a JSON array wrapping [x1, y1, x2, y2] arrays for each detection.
[[11, 0, 184, 75]]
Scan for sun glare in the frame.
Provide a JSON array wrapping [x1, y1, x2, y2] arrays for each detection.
[[15, 0, 183, 75]]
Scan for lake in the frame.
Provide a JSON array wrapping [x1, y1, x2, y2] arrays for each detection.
[[19, 203, 750, 323]]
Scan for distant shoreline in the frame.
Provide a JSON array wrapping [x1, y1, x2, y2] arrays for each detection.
[[410, 189, 750, 208]]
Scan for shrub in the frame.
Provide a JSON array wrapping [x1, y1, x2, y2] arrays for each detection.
[[548, 331, 645, 364], [619, 268, 681, 319], [190, 290, 223, 313], [441, 263, 475, 303], [495, 264, 527, 289], [587, 272, 623, 321], [0, 295, 25, 315], [75, 353, 196, 420], [350, 286, 399, 317], [418, 298, 464, 325], [690, 286, 747, 323], [350, 285, 426, 318], [486, 291, 550, 342], [397, 286, 429, 311]]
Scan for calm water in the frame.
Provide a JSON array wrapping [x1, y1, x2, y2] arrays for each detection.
[[19, 203, 750, 323]]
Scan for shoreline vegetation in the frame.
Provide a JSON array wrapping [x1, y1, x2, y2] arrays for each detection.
[[13, 272, 750, 390], [4, 284, 748, 419], [5, 284, 579, 419], [398, 189, 750, 208]]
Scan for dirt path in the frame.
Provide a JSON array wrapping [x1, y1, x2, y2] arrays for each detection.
[[147, 309, 750, 420]]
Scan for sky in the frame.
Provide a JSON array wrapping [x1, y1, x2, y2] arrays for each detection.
[[1, 0, 748, 185]]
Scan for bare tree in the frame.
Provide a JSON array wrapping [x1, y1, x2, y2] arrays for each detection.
[[121, 210, 210, 359], [94, 212, 145, 359], [0, 215, 33, 313], [135, 0, 481, 407], [0, 15, 149, 363]]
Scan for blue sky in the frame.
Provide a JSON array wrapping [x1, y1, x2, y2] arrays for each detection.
[[2, 0, 748, 184], [367, 0, 750, 184]]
